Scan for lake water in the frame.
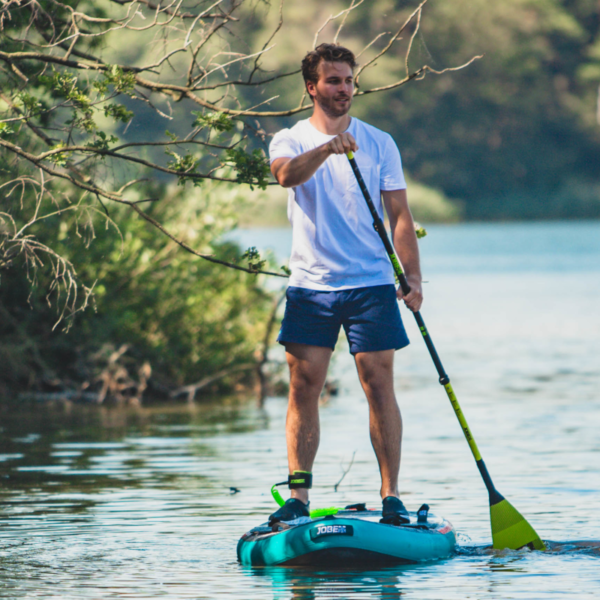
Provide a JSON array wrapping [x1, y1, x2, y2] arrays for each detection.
[[1, 221, 599, 598]]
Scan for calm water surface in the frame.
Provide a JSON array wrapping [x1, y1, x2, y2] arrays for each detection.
[[1, 222, 599, 598]]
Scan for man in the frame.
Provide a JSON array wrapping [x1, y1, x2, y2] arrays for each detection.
[[268, 43, 423, 525]]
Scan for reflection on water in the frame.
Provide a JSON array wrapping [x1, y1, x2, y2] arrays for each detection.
[[1, 222, 599, 598], [247, 565, 415, 599]]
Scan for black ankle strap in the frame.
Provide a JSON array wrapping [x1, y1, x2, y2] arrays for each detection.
[[288, 471, 312, 489], [275, 471, 313, 489]]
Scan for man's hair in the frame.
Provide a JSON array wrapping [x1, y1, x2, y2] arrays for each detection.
[[301, 43, 357, 92]]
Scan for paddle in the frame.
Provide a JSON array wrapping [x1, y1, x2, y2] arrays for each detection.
[[346, 151, 545, 551]]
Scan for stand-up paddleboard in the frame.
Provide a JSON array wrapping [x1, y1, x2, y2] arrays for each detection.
[[237, 504, 456, 567]]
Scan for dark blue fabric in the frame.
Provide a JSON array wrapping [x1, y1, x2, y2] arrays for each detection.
[[277, 284, 410, 354]]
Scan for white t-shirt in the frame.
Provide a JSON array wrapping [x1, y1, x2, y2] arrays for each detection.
[[269, 117, 406, 291]]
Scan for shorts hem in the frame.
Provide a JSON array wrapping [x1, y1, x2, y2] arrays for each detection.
[[277, 334, 336, 351], [349, 338, 410, 355]]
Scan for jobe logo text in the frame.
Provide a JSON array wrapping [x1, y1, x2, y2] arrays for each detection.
[[316, 525, 346, 535]]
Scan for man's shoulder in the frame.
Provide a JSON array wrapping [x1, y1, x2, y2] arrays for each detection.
[[269, 119, 312, 159], [273, 119, 310, 139], [352, 117, 393, 143]]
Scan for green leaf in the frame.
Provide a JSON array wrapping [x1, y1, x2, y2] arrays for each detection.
[[414, 222, 428, 239], [107, 65, 136, 95], [104, 103, 134, 123], [0, 122, 15, 138], [241, 246, 266, 272], [71, 110, 97, 133], [93, 66, 136, 97], [47, 142, 72, 167], [192, 111, 234, 133], [225, 148, 270, 190], [165, 148, 201, 187], [86, 131, 119, 152], [17, 92, 42, 114]]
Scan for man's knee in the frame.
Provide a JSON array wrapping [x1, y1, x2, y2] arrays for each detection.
[[355, 351, 395, 400], [363, 380, 394, 406], [287, 343, 332, 396], [289, 366, 324, 395], [356, 351, 393, 381]]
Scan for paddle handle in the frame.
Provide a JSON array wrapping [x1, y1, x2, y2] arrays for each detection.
[[346, 152, 502, 502]]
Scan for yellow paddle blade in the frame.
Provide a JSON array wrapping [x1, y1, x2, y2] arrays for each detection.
[[490, 499, 546, 551]]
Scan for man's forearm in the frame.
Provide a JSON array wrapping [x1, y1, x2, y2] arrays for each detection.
[[392, 212, 421, 285], [273, 143, 331, 188], [272, 131, 358, 188]]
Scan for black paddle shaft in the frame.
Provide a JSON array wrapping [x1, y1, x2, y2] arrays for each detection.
[[347, 156, 449, 384], [347, 154, 504, 505]]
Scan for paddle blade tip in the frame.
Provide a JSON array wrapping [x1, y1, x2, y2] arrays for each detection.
[[490, 499, 546, 551]]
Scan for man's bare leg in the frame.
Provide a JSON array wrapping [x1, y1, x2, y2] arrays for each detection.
[[285, 343, 332, 504], [354, 349, 402, 499]]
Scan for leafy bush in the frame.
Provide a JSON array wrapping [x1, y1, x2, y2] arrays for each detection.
[[0, 180, 277, 399]]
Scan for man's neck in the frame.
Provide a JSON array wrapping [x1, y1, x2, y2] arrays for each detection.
[[309, 108, 351, 135]]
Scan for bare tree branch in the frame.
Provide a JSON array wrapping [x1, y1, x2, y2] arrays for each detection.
[[0, 140, 286, 278], [108, 0, 238, 21], [354, 0, 427, 89], [313, 0, 366, 49], [256, 288, 286, 406], [170, 362, 256, 401], [334, 451, 356, 492], [248, 0, 284, 84]]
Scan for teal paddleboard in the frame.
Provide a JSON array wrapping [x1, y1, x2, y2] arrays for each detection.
[[237, 506, 456, 567]]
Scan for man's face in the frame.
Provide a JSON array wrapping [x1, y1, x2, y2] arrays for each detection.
[[307, 60, 354, 118]]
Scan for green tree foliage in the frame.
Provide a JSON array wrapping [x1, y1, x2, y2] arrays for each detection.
[[239, 0, 600, 219], [6, 0, 598, 400], [1, 0, 451, 399], [351, 0, 600, 218], [0, 180, 275, 398]]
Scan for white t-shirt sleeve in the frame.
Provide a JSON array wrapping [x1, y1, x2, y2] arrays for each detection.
[[380, 134, 407, 191], [269, 128, 302, 164]]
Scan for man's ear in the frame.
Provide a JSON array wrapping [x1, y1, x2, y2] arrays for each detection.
[[306, 81, 316, 100]]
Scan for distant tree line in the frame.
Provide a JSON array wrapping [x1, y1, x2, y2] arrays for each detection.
[[263, 0, 600, 219], [235, 0, 600, 219]]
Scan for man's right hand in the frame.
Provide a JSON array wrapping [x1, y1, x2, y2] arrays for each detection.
[[326, 132, 358, 155], [272, 133, 359, 188]]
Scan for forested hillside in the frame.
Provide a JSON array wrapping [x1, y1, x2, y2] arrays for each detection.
[[369, 0, 600, 219], [108, 0, 600, 219], [246, 0, 600, 219]]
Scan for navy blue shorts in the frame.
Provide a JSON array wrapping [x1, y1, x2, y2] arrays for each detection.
[[277, 284, 410, 354]]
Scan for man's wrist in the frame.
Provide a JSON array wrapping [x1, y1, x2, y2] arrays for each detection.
[[405, 274, 422, 286], [321, 141, 334, 157]]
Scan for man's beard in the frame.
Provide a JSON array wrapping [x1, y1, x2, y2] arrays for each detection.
[[315, 89, 352, 117]]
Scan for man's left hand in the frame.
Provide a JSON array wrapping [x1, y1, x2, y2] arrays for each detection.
[[396, 276, 423, 312]]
